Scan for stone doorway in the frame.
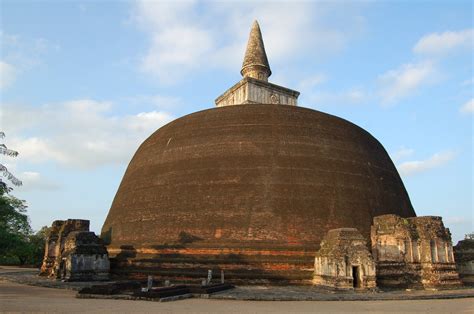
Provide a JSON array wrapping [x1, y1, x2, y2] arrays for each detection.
[[352, 266, 360, 288]]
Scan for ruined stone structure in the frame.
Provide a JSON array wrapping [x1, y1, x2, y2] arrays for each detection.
[[371, 214, 461, 289], [40, 220, 67, 276], [60, 231, 110, 281], [313, 228, 376, 289], [215, 21, 299, 107], [454, 238, 474, 285], [40, 219, 109, 281], [40, 219, 89, 277], [102, 21, 416, 284]]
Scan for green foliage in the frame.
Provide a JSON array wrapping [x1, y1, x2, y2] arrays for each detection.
[[0, 132, 45, 266], [0, 173, 48, 266]]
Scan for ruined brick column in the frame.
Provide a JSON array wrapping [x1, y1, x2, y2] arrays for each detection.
[[39, 220, 65, 276]]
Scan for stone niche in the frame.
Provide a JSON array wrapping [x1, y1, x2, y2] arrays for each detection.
[[454, 238, 474, 285], [371, 214, 461, 289], [313, 228, 376, 290], [40, 219, 109, 281]]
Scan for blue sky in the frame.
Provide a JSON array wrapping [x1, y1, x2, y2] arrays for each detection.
[[0, 1, 472, 242]]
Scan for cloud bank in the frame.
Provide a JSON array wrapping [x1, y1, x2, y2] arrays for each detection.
[[397, 151, 456, 176], [1, 100, 174, 169], [378, 61, 435, 105], [132, 0, 365, 84], [414, 29, 473, 55]]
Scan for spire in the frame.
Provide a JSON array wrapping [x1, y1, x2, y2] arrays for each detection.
[[241, 20, 272, 81]]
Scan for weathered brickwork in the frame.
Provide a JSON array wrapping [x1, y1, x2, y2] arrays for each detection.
[[371, 214, 461, 289], [40, 219, 109, 281], [454, 238, 474, 285], [102, 104, 416, 284], [313, 228, 376, 289]]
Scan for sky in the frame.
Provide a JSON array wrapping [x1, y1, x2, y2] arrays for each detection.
[[0, 0, 472, 243]]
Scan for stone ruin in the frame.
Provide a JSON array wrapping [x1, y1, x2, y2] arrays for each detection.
[[371, 214, 461, 289], [39, 220, 66, 276], [40, 219, 109, 281], [313, 228, 376, 290], [454, 237, 474, 285]]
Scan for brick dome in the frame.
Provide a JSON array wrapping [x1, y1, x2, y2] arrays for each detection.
[[101, 104, 415, 283]]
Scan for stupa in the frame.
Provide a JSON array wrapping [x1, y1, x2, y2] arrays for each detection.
[[101, 21, 416, 284]]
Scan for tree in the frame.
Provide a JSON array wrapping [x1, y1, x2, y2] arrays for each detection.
[[0, 132, 47, 266], [0, 131, 22, 191]]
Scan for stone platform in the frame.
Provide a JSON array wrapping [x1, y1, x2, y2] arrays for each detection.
[[210, 285, 474, 301], [1, 266, 473, 302]]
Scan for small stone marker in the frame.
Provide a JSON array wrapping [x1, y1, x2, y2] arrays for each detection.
[[201, 279, 207, 286], [164, 280, 170, 287], [221, 270, 225, 283], [147, 275, 153, 291], [207, 269, 212, 285]]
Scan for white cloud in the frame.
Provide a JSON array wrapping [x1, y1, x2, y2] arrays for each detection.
[[378, 61, 435, 104], [140, 27, 214, 82], [131, 1, 365, 84], [1, 100, 174, 169], [397, 151, 456, 176], [413, 29, 473, 55], [0, 61, 16, 89], [132, 1, 214, 83], [10, 137, 67, 164], [376, 29, 472, 106], [460, 98, 474, 114], [19, 171, 60, 191], [392, 147, 415, 162]]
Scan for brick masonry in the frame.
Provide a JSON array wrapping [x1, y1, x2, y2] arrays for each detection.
[[101, 104, 416, 284]]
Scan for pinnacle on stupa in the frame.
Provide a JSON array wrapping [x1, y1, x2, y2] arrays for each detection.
[[240, 20, 272, 81]]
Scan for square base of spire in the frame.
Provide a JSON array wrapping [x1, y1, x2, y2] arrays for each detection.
[[215, 77, 300, 107]]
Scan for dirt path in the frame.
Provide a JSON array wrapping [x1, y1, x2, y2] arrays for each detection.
[[1, 279, 473, 313]]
